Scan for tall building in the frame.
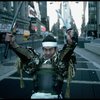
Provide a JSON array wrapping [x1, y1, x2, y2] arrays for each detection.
[[87, 1, 97, 37], [39, 1, 49, 31], [0, 1, 30, 33], [28, 1, 47, 35], [96, 1, 100, 38], [56, 1, 74, 30], [81, 1, 88, 36]]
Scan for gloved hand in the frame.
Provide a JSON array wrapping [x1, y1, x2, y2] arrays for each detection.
[[66, 29, 74, 45]]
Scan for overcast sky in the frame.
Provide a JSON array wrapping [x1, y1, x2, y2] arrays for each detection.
[[47, 1, 86, 35], [69, 2, 83, 35], [47, 1, 60, 31]]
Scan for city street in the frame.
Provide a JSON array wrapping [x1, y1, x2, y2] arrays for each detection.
[[0, 46, 100, 99], [0, 1, 100, 99]]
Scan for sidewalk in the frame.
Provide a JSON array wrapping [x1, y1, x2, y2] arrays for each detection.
[[75, 46, 100, 69], [0, 56, 17, 80]]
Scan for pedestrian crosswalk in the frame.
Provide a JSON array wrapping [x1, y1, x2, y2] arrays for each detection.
[[64, 80, 100, 85], [0, 49, 100, 98], [3, 53, 100, 86]]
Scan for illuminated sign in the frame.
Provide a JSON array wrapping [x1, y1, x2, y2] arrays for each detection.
[[31, 23, 38, 31], [31, 24, 46, 32], [41, 25, 46, 32], [28, 5, 36, 17]]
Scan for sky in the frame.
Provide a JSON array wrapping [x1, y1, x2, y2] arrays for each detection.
[[47, 1, 86, 36], [47, 1, 61, 31], [69, 2, 83, 35]]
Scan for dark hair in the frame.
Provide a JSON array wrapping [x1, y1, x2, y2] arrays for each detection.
[[42, 35, 57, 42], [66, 28, 72, 32]]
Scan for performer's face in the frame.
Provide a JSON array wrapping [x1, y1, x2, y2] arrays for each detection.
[[42, 47, 56, 59]]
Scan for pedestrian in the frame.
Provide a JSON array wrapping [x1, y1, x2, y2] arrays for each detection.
[[5, 31, 76, 99], [91, 32, 95, 39]]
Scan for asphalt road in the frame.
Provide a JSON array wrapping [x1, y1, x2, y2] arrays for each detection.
[[0, 52, 100, 99]]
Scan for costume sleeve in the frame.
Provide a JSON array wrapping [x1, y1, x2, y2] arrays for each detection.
[[10, 42, 36, 64], [58, 39, 77, 79], [59, 41, 76, 62]]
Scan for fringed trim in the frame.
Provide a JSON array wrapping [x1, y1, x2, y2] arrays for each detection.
[[15, 58, 24, 88], [65, 59, 76, 98]]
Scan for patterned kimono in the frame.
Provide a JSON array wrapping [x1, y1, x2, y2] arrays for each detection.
[[11, 41, 76, 99]]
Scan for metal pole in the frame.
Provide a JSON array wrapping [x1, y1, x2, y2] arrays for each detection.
[[4, 1, 23, 59], [11, 1, 23, 32]]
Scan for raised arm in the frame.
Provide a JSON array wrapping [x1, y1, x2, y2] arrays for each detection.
[[60, 28, 77, 62], [5, 33, 36, 64]]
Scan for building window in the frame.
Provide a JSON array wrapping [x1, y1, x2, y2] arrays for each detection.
[[3, 2, 7, 11], [11, 1, 14, 13]]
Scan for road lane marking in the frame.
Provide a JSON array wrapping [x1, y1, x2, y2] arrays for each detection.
[[64, 80, 100, 85], [77, 61, 91, 63], [0, 69, 17, 81], [5, 76, 100, 85], [5, 76, 33, 81], [76, 68, 100, 71]]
